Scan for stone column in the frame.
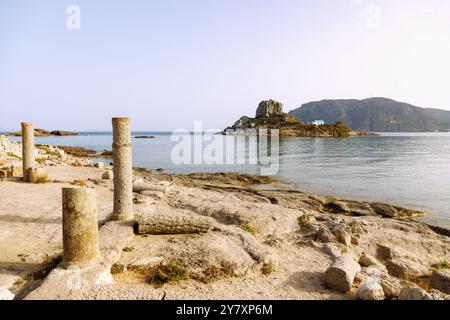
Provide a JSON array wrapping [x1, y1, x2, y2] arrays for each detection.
[[61, 187, 100, 269], [21, 122, 35, 181], [112, 117, 133, 220]]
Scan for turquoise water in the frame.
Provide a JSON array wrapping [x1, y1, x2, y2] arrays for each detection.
[[7, 132, 450, 228]]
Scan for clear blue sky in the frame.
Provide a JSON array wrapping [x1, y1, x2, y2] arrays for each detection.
[[1, 0, 450, 131]]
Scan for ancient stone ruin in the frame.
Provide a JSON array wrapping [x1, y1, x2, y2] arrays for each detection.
[[61, 187, 100, 269], [21, 122, 35, 182], [112, 117, 133, 221]]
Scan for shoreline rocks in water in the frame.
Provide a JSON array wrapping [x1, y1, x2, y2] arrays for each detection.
[[134, 135, 156, 139], [223, 99, 375, 137], [53, 145, 112, 158], [7, 129, 78, 137]]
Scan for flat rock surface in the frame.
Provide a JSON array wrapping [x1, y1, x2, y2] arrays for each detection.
[[0, 158, 449, 300], [0, 165, 113, 296]]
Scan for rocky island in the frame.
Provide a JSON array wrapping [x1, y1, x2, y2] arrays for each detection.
[[223, 100, 374, 137]]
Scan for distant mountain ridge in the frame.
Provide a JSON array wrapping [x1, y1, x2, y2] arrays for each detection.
[[288, 97, 450, 132]]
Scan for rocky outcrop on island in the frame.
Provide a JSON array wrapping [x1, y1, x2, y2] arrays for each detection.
[[255, 99, 284, 118], [223, 100, 372, 137], [7, 129, 78, 137]]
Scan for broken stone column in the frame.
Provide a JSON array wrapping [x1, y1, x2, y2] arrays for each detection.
[[62, 187, 100, 269], [136, 205, 214, 234], [325, 254, 361, 293], [21, 122, 35, 181], [28, 166, 48, 183], [112, 117, 133, 221]]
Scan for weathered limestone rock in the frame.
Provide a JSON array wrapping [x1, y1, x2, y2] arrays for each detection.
[[370, 202, 399, 218], [357, 281, 385, 300], [136, 205, 213, 234], [255, 100, 283, 118], [430, 269, 450, 294], [28, 166, 48, 183], [326, 200, 374, 216], [429, 289, 450, 300], [325, 254, 361, 293], [398, 286, 433, 300], [102, 170, 113, 180], [61, 187, 100, 269], [323, 243, 343, 258], [128, 256, 164, 270], [112, 117, 133, 221], [359, 253, 382, 267], [380, 275, 404, 298], [332, 225, 352, 246], [385, 258, 427, 280], [24, 220, 135, 300], [133, 182, 174, 194], [21, 122, 35, 181], [376, 243, 394, 260], [316, 227, 337, 243], [0, 288, 14, 300], [98, 221, 135, 265]]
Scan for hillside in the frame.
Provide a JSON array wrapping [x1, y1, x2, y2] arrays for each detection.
[[289, 98, 450, 132]]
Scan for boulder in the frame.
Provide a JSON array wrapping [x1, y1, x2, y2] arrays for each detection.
[[430, 269, 450, 294], [380, 275, 404, 298], [316, 227, 337, 243], [398, 286, 433, 300], [332, 225, 352, 246], [255, 100, 283, 118], [325, 254, 361, 293], [376, 243, 394, 260], [323, 243, 343, 258], [359, 253, 382, 267], [101, 170, 113, 180], [385, 258, 427, 280], [357, 281, 385, 300], [326, 200, 374, 216], [50, 130, 77, 136], [370, 202, 399, 218]]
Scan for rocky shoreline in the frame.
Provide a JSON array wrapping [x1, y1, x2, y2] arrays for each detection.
[[6, 129, 78, 137], [0, 134, 449, 300]]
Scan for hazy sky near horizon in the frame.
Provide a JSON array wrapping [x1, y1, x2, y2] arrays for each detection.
[[2, 0, 450, 131]]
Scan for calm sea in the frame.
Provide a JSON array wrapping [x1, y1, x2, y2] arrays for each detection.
[[7, 132, 450, 229]]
